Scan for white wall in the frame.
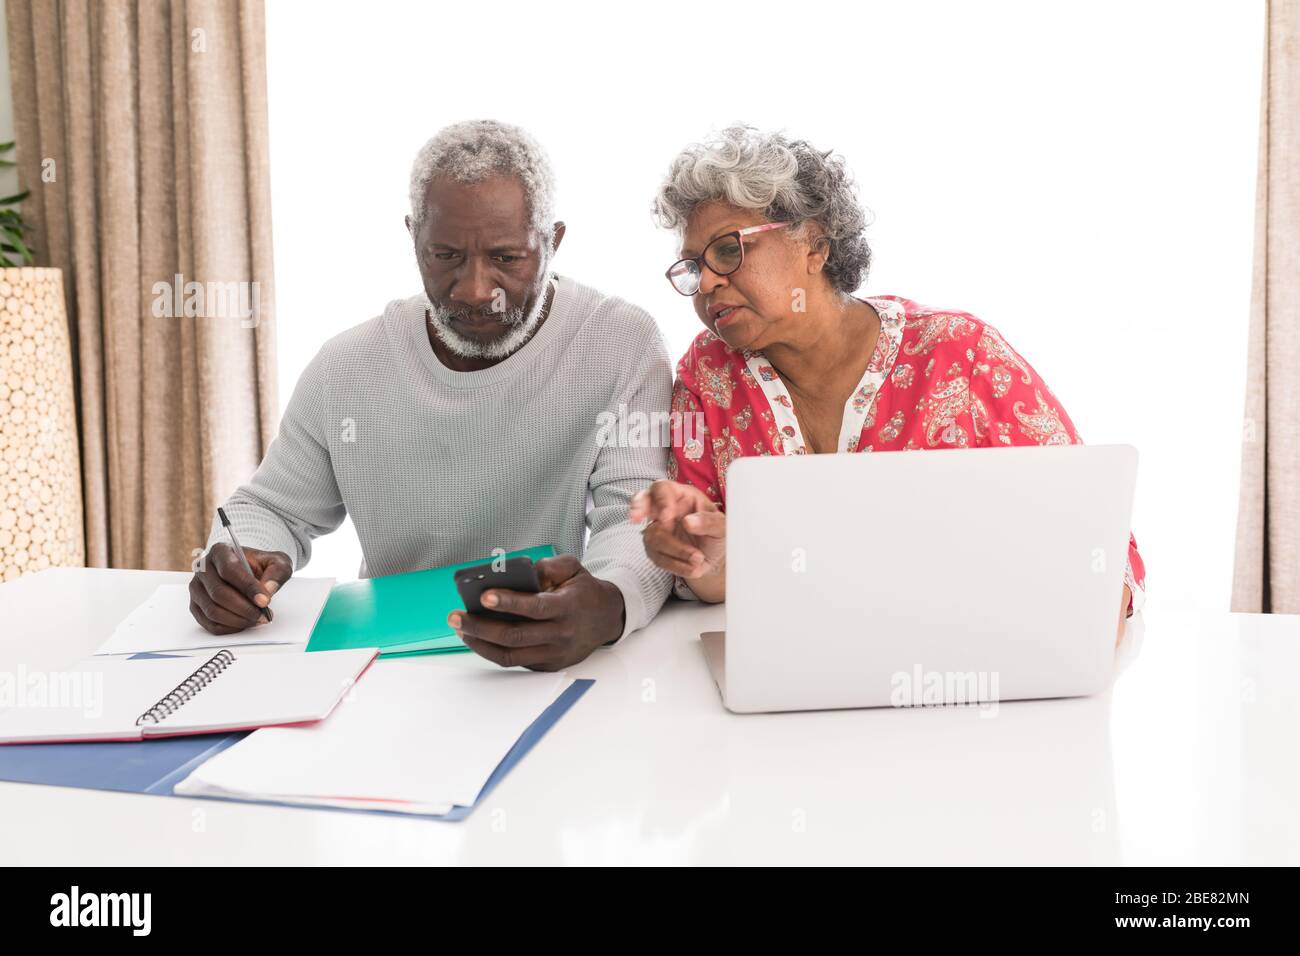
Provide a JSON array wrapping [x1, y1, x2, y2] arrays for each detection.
[[265, 0, 1263, 612]]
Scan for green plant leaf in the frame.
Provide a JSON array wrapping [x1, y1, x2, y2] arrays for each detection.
[[0, 139, 34, 260], [1, 232, 33, 261]]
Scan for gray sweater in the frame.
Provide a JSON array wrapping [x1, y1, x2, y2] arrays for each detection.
[[208, 275, 674, 639]]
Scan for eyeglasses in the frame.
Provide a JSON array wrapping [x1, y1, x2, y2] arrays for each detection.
[[665, 222, 792, 296]]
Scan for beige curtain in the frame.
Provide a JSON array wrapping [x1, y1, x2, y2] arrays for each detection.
[[5, 0, 277, 571], [1233, 0, 1300, 613]]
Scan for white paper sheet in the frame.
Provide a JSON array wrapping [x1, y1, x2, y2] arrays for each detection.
[[96, 577, 336, 656], [174, 661, 568, 810], [207, 793, 454, 816]]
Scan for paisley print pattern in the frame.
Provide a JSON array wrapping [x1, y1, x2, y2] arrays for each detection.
[[695, 355, 734, 410], [710, 428, 743, 494], [1013, 389, 1074, 446], [970, 393, 991, 444], [977, 325, 1034, 385], [851, 382, 877, 414], [879, 409, 906, 444], [903, 312, 979, 356], [920, 371, 972, 448]]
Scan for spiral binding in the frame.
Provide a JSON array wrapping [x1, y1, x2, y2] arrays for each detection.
[[134, 649, 237, 726]]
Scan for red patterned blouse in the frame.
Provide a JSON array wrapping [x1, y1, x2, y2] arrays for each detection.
[[667, 294, 1147, 614]]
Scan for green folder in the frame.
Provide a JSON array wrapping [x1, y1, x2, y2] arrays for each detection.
[[305, 545, 556, 657]]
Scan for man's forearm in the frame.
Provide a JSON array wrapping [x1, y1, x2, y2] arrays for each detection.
[[205, 490, 312, 568]]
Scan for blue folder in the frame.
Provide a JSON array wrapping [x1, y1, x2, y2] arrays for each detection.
[[0, 679, 593, 822]]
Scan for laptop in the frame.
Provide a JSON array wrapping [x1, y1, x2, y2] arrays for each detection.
[[701, 444, 1138, 713]]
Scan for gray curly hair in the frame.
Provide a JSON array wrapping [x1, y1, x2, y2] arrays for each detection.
[[652, 125, 873, 295], [409, 119, 557, 236]]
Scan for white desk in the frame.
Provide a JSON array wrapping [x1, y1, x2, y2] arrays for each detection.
[[0, 567, 1296, 865]]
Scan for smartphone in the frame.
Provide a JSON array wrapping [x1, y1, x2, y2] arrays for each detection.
[[454, 557, 541, 622]]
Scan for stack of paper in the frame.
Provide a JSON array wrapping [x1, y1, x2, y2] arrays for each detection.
[[173, 661, 570, 815], [96, 577, 336, 656]]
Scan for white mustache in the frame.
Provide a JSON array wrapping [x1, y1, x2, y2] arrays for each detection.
[[434, 304, 526, 326]]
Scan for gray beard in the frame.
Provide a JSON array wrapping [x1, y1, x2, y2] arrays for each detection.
[[427, 281, 550, 360]]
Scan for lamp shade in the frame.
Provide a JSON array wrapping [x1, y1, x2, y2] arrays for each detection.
[[0, 267, 85, 580]]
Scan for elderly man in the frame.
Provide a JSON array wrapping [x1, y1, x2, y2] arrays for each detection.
[[190, 120, 672, 668]]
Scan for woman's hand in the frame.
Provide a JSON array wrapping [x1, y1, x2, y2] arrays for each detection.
[[629, 480, 727, 603]]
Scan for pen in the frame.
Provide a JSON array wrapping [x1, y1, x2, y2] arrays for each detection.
[[217, 507, 272, 623]]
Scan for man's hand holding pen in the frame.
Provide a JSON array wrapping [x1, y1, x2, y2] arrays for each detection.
[[189, 533, 294, 635]]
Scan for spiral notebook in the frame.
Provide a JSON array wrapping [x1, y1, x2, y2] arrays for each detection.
[[0, 647, 377, 745]]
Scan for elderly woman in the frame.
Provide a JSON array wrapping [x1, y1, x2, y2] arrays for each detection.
[[629, 126, 1145, 639]]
